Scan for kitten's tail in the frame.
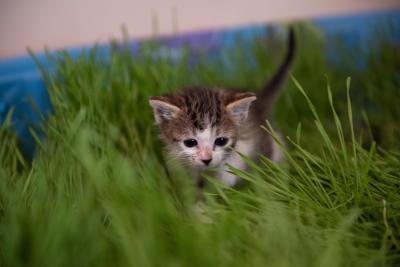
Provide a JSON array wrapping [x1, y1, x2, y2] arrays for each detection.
[[255, 26, 296, 113]]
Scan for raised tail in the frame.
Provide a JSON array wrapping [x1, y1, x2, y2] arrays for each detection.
[[255, 26, 296, 112]]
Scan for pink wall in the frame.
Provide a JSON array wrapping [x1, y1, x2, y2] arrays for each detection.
[[1, 0, 399, 59]]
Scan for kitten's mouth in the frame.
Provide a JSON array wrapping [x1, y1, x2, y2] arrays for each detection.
[[196, 163, 219, 171]]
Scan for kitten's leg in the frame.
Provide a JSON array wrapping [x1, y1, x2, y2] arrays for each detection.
[[219, 139, 254, 186], [196, 175, 206, 202], [219, 170, 239, 187], [270, 138, 284, 162], [193, 175, 213, 223], [218, 152, 246, 186]]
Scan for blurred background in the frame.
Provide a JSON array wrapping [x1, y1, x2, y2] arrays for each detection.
[[1, 0, 399, 58], [0, 0, 400, 158]]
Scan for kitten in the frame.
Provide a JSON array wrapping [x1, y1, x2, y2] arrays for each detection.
[[149, 27, 296, 189]]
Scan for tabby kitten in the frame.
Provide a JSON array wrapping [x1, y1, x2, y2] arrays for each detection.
[[149, 27, 296, 188]]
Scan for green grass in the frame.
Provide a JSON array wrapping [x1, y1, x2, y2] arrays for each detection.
[[1, 23, 400, 266]]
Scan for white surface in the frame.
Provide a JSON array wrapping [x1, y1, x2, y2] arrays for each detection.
[[0, 0, 399, 58]]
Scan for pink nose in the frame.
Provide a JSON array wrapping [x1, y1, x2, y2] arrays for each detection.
[[199, 149, 212, 165]]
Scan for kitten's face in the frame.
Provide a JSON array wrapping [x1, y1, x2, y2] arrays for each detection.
[[149, 88, 256, 170], [167, 122, 235, 169]]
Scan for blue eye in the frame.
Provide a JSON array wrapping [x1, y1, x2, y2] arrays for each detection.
[[183, 139, 198, 147], [214, 137, 229, 146]]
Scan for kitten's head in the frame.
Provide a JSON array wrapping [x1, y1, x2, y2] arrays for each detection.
[[149, 88, 256, 169]]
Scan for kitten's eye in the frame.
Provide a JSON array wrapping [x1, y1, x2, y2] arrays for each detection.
[[183, 139, 198, 148], [214, 137, 229, 147]]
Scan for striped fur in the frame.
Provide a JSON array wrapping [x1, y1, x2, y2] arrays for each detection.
[[149, 27, 296, 187]]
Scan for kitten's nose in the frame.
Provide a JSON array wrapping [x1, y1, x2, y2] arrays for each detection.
[[201, 159, 212, 166]]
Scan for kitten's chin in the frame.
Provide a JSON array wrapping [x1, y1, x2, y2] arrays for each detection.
[[193, 162, 221, 171]]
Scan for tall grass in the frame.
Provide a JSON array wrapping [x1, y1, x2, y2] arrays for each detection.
[[1, 23, 399, 266]]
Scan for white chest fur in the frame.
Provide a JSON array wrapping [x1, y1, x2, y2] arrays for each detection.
[[218, 137, 283, 186], [218, 139, 254, 186]]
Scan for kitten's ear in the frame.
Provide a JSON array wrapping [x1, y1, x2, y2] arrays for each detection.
[[225, 92, 257, 123], [149, 96, 181, 124]]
